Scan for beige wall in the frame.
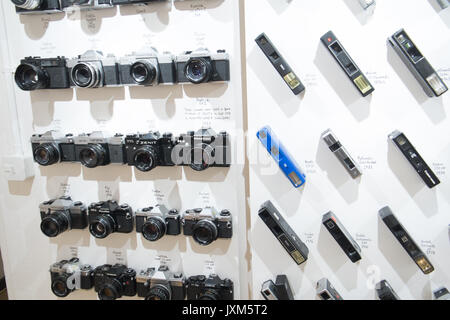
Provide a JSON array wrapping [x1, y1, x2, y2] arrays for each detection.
[[0, 250, 4, 279]]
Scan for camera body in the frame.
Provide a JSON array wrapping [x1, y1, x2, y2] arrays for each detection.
[[136, 266, 186, 300], [175, 49, 230, 84], [124, 131, 176, 172], [50, 258, 94, 297], [73, 132, 125, 168], [12, 0, 62, 14], [186, 274, 234, 300], [119, 50, 176, 86], [93, 264, 137, 300], [135, 205, 181, 242], [61, 0, 114, 11], [88, 201, 134, 239], [176, 129, 231, 171], [31, 131, 76, 166], [182, 207, 232, 246]]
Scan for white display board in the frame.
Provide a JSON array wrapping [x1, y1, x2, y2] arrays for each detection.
[[245, 0, 450, 300], [0, 0, 248, 299]]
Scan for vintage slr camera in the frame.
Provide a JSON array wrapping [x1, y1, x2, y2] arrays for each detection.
[[72, 132, 125, 168], [124, 132, 176, 172], [119, 49, 176, 86], [182, 207, 232, 246], [175, 129, 231, 171], [67, 50, 120, 88], [93, 264, 137, 300], [50, 258, 94, 298], [136, 266, 186, 300], [11, 0, 63, 14], [136, 205, 181, 242], [15, 56, 70, 91], [186, 275, 234, 300], [88, 201, 134, 239], [40, 196, 87, 238], [31, 131, 76, 166], [60, 0, 113, 11], [175, 48, 230, 84]]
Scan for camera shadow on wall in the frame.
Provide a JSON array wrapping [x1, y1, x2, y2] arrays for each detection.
[[120, 1, 171, 32], [75, 87, 125, 121], [31, 89, 74, 127], [19, 13, 65, 40]]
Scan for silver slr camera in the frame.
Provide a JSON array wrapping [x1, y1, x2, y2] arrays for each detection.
[[31, 130, 76, 166], [135, 204, 181, 242], [50, 258, 94, 297], [136, 266, 186, 300]]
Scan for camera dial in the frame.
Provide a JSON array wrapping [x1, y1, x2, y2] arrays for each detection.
[[41, 211, 69, 237], [142, 216, 166, 242], [79, 144, 106, 168], [11, 0, 42, 10], [146, 285, 172, 301], [130, 60, 157, 85], [189, 143, 215, 171], [185, 58, 212, 84], [192, 220, 218, 246], [33, 143, 60, 166], [89, 215, 115, 239], [133, 146, 158, 172], [15, 63, 49, 91], [71, 62, 102, 88]]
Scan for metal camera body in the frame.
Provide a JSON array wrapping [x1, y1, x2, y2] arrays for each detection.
[[186, 274, 234, 300], [124, 131, 176, 172], [50, 258, 94, 297], [61, 0, 114, 11], [31, 131, 76, 166], [39, 196, 88, 237], [67, 50, 120, 88], [12, 0, 63, 14], [261, 275, 294, 300], [119, 49, 176, 86], [175, 48, 230, 84], [136, 266, 186, 300], [175, 128, 230, 171], [135, 205, 181, 242], [182, 207, 232, 246], [72, 131, 125, 168], [88, 200, 134, 239], [93, 264, 137, 300]]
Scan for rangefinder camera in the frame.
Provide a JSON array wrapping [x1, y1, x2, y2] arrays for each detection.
[[31, 131, 76, 166], [316, 278, 343, 300], [11, 0, 63, 14], [50, 258, 94, 298], [186, 274, 234, 300], [93, 264, 136, 300], [261, 275, 294, 300], [182, 207, 232, 246], [135, 205, 181, 242], [136, 266, 186, 300], [376, 280, 400, 300], [88, 200, 134, 239]]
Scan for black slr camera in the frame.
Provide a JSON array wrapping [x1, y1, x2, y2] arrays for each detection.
[[186, 275, 234, 300], [11, 0, 62, 14], [182, 207, 232, 246], [31, 131, 76, 166], [88, 201, 134, 239], [93, 264, 137, 300], [175, 48, 230, 84], [175, 129, 231, 171], [136, 266, 186, 300], [136, 205, 181, 242], [50, 258, 94, 298], [15, 56, 70, 91], [40, 196, 87, 237], [125, 131, 176, 172]]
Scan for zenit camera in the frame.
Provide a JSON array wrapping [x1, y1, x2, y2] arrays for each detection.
[[136, 205, 181, 242], [50, 258, 94, 298], [11, 0, 62, 14], [31, 131, 76, 166], [136, 266, 186, 300], [186, 275, 234, 300], [182, 207, 232, 246], [124, 132, 176, 172], [93, 264, 137, 300], [88, 200, 134, 239], [175, 49, 230, 84], [175, 129, 231, 171], [72, 132, 125, 168], [40, 196, 87, 238]]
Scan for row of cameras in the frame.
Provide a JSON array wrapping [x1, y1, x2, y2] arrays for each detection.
[[40, 197, 233, 245], [15, 48, 230, 91], [50, 258, 234, 300]]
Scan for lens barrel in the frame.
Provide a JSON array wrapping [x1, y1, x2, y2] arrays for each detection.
[[141, 217, 166, 242], [185, 58, 212, 84], [71, 62, 102, 88], [79, 144, 106, 168], [89, 215, 115, 239], [34, 143, 60, 166], [51, 277, 72, 297], [145, 285, 171, 301], [130, 60, 157, 85], [133, 146, 158, 172], [11, 0, 42, 10], [41, 211, 70, 237], [192, 220, 218, 246], [15, 63, 49, 91]]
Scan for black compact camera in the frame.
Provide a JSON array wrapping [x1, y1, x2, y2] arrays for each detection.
[[135, 205, 181, 242], [50, 258, 94, 298], [186, 274, 234, 300], [182, 207, 232, 246], [11, 0, 62, 14], [31, 131, 76, 166], [88, 201, 134, 239], [124, 131, 176, 172], [39, 197, 87, 237], [175, 129, 231, 171], [93, 264, 137, 300], [136, 266, 186, 300]]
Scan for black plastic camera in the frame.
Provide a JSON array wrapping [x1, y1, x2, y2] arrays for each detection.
[[136, 266, 186, 300], [40, 196, 87, 237], [93, 264, 137, 300], [88, 201, 134, 239], [136, 205, 181, 242], [50, 258, 94, 298], [182, 207, 232, 246], [31, 131, 76, 166], [11, 0, 62, 14], [186, 274, 234, 300]]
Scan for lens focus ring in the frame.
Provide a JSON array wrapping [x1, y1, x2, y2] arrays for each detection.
[[192, 219, 218, 246], [79, 144, 106, 168], [71, 62, 102, 88], [41, 212, 70, 238], [130, 60, 157, 85], [12, 0, 42, 10], [185, 58, 211, 84], [141, 216, 166, 242], [133, 146, 158, 172], [34, 143, 60, 166], [15, 63, 49, 91], [89, 215, 115, 239]]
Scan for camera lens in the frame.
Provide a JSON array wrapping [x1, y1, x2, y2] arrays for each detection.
[[133, 146, 158, 172], [11, 0, 43, 10], [98, 280, 122, 301], [141, 217, 166, 242], [71, 62, 102, 88], [89, 215, 115, 239], [34, 143, 60, 166], [51, 277, 71, 297], [199, 289, 220, 301], [192, 220, 218, 246], [145, 285, 171, 301], [79, 144, 106, 168], [15, 63, 48, 91], [185, 58, 212, 84], [41, 212, 69, 237], [189, 144, 214, 172], [130, 61, 157, 85]]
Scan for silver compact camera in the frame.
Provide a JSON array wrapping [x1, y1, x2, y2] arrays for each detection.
[[136, 266, 186, 300]]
